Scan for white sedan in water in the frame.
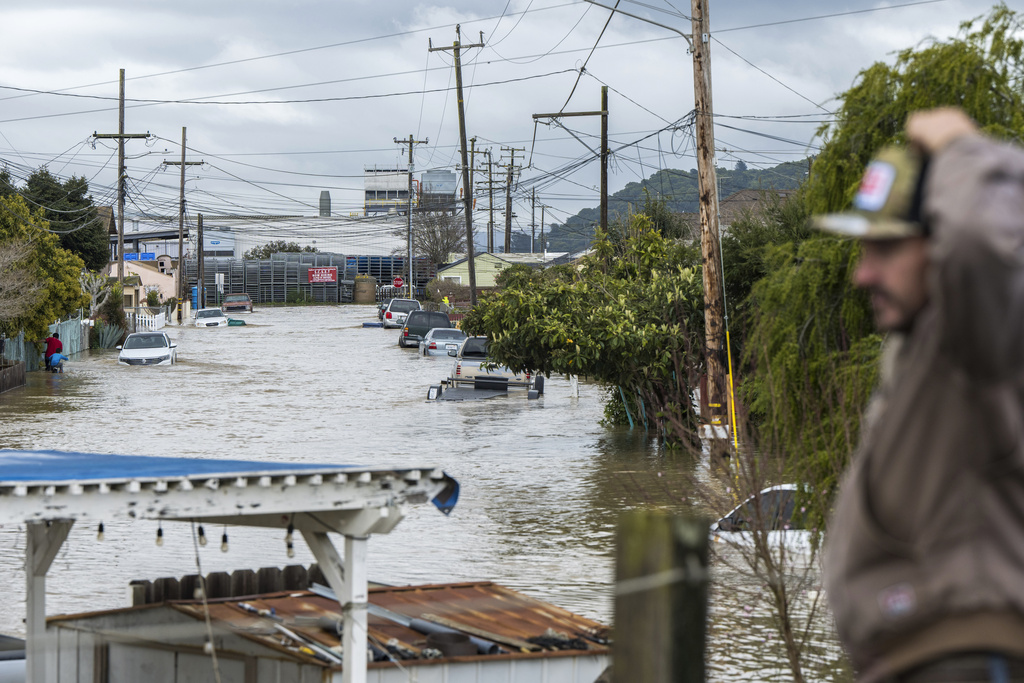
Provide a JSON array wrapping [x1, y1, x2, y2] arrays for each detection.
[[194, 308, 229, 327], [118, 332, 177, 366], [710, 484, 813, 555]]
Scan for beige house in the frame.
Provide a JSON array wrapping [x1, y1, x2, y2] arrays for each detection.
[[437, 252, 566, 289], [104, 261, 176, 307]]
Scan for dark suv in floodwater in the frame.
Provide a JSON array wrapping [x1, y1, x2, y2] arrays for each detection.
[[400, 310, 452, 348]]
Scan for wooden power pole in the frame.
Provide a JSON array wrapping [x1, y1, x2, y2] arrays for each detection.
[[500, 147, 524, 253], [162, 127, 202, 321], [93, 69, 149, 284], [691, 0, 727, 438], [583, 0, 729, 442], [533, 86, 609, 235], [430, 26, 484, 305], [196, 213, 204, 309], [395, 135, 428, 299]]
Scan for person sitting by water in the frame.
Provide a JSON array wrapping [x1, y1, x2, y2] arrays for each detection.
[[43, 332, 62, 370], [48, 352, 68, 373]]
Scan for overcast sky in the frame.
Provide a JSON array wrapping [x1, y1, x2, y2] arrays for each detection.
[[0, 0, 1004, 237]]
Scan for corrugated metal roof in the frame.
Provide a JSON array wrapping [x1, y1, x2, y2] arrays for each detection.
[[168, 581, 609, 669]]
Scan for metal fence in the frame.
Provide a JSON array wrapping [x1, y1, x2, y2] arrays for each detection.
[[185, 252, 437, 305], [1, 313, 87, 372]]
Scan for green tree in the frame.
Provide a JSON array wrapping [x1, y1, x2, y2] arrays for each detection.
[[17, 168, 108, 271], [806, 4, 1024, 214], [243, 241, 318, 260], [741, 3, 1024, 519], [0, 195, 89, 340], [462, 215, 705, 443]]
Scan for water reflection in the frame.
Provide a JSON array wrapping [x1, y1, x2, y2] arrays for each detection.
[[0, 306, 848, 680]]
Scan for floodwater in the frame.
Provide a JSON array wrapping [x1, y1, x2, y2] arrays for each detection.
[[0, 305, 849, 681]]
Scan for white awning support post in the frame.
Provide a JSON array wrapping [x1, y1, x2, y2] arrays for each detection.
[[301, 530, 369, 683], [26, 520, 73, 683], [343, 535, 368, 683]]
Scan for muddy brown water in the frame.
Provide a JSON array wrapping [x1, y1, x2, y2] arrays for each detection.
[[0, 305, 848, 681]]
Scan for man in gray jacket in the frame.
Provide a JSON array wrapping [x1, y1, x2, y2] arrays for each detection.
[[816, 108, 1024, 682]]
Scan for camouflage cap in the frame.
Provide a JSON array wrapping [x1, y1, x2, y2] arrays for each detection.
[[812, 146, 928, 239]]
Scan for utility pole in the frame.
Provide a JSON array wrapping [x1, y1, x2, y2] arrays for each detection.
[[533, 86, 608, 234], [540, 204, 546, 255], [691, 0, 727, 439], [485, 150, 495, 252], [395, 135, 428, 300], [162, 127, 202, 322], [93, 69, 149, 284], [430, 26, 485, 306], [196, 214, 205, 309], [530, 188, 536, 253], [583, 0, 729, 443], [500, 146, 524, 253]]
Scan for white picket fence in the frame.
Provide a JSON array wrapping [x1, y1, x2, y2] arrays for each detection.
[[131, 310, 166, 332]]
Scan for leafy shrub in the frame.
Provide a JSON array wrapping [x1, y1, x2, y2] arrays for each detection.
[[425, 278, 470, 305], [286, 289, 311, 304]]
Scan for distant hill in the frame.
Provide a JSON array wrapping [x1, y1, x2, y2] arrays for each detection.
[[543, 158, 811, 252]]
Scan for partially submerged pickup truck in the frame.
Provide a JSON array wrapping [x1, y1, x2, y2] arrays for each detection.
[[448, 336, 543, 393]]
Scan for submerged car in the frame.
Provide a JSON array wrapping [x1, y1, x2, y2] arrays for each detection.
[[419, 328, 467, 356], [194, 308, 229, 327], [118, 332, 177, 366], [221, 293, 253, 313], [382, 298, 421, 329], [448, 336, 541, 392], [710, 484, 812, 554], [400, 310, 451, 348]]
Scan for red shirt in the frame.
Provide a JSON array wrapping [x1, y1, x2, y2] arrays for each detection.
[[44, 337, 62, 357]]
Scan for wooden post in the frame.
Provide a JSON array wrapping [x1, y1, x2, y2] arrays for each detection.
[[614, 512, 708, 682]]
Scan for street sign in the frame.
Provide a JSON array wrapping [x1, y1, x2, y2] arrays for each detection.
[[393, 276, 404, 289]]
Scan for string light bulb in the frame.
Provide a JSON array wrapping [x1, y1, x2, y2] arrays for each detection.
[[197, 525, 207, 547], [221, 530, 229, 553], [285, 522, 295, 558], [156, 524, 164, 547], [97, 522, 104, 542]]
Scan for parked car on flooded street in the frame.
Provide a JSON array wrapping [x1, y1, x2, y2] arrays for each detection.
[[382, 298, 420, 329], [709, 484, 812, 555], [400, 310, 451, 348], [194, 308, 229, 327], [419, 328, 467, 356], [221, 293, 253, 313], [118, 332, 177, 366], [448, 336, 541, 392]]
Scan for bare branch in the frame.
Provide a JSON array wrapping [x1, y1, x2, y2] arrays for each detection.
[[0, 239, 45, 322]]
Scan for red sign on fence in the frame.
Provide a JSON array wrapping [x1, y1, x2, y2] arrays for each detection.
[[308, 267, 337, 284], [393, 276, 405, 289]]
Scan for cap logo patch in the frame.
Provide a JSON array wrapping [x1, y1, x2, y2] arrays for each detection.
[[877, 582, 916, 620], [854, 161, 896, 212]]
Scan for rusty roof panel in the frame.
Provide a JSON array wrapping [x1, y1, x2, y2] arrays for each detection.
[[170, 581, 608, 669]]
